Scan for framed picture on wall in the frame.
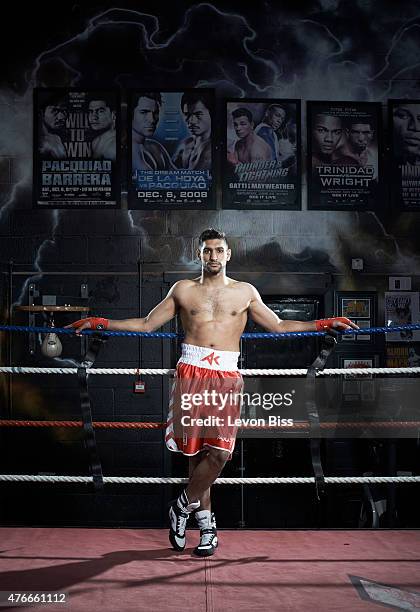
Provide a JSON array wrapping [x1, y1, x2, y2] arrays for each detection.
[[386, 343, 420, 367], [342, 357, 375, 372], [388, 99, 420, 211], [340, 355, 379, 402], [222, 98, 301, 209], [127, 88, 216, 210], [335, 291, 377, 344], [384, 291, 420, 342], [33, 88, 121, 208], [341, 297, 371, 318], [307, 101, 383, 211], [356, 319, 371, 341]]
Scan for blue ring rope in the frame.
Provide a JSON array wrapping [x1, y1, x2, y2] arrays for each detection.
[[1, 324, 420, 339]]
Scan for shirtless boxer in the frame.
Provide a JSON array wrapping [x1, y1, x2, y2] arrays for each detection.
[[231, 107, 272, 163], [67, 228, 357, 557], [131, 92, 175, 171], [87, 96, 116, 161], [39, 95, 68, 160], [172, 92, 212, 170]]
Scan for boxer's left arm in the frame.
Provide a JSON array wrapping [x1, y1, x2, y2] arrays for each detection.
[[247, 285, 358, 332]]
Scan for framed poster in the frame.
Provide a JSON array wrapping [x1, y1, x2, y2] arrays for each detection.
[[386, 343, 420, 367], [342, 357, 375, 372], [307, 101, 382, 210], [340, 356, 379, 402], [335, 292, 377, 343], [356, 319, 371, 341], [33, 88, 120, 208], [385, 291, 420, 342], [223, 98, 301, 209], [389, 100, 420, 210], [128, 89, 215, 209]]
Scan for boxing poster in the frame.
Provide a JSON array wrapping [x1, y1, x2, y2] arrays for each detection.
[[386, 344, 420, 367], [33, 88, 120, 208], [389, 100, 420, 210], [335, 291, 377, 344], [128, 89, 215, 209], [223, 98, 301, 209], [307, 101, 382, 210], [385, 291, 420, 342]]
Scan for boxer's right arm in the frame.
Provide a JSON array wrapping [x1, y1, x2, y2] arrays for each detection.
[[110, 290, 177, 332], [66, 283, 179, 334]]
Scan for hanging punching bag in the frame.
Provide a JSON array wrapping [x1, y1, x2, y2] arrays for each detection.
[[41, 327, 63, 358]]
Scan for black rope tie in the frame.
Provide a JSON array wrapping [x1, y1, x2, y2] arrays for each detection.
[[77, 333, 107, 491], [306, 331, 338, 500]]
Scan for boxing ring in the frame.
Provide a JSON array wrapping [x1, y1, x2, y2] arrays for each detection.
[[0, 324, 420, 611]]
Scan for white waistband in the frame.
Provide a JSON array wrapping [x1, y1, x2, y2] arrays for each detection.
[[178, 343, 240, 372]]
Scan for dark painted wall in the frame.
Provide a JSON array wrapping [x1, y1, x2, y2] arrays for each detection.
[[1, 1, 419, 528]]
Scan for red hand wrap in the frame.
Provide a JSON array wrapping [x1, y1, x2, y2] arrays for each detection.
[[71, 317, 109, 330], [315, 317, 352, 331]]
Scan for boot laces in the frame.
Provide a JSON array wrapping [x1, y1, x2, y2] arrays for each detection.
[[200, 528, 216, 547], [176, 511, 188, 535]]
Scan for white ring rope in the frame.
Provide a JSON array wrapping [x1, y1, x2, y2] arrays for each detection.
[[0, 475, 418, 484], [1, 367, 420, 376]]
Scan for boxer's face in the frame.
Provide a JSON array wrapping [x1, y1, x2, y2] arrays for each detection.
[[43, 104, 68, 131], [88, 100, 114, 131], [198, 239, 231, 275], [393, 104, 420, 157], [268, 107, 286, 130], [133, 97, 160, 137], [183, 101, 211, 138], [347, 123, 373, 153], [312, 115, 343, 155], [233, 115, 253, 139]]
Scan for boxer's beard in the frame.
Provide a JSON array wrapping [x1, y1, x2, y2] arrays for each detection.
[[205, 262, 222, 275]]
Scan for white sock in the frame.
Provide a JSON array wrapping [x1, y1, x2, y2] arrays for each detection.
[[195, 510, 212, 529], [177, 489, 200, 513]]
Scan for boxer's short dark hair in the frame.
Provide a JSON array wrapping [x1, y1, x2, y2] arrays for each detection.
[[198, 228, 228, 247]]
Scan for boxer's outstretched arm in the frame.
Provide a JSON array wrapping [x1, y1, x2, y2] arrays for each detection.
[[108, 290, 177, 332], [66, 283, 179, 334], [248, 285, 358, 333]]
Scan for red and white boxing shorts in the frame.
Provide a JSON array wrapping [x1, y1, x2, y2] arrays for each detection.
[[165, 344, 243, 457]]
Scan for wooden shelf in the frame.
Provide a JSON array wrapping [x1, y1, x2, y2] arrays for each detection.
[[15, 306, 90, 312]]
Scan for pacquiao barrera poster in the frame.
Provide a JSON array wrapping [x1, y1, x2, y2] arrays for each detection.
[[223, 98, 301, 209], [128, 89, 215, 209], [389, 100, 420, 210], [307, 101, 382, 210], [33, 88, 120, 208]]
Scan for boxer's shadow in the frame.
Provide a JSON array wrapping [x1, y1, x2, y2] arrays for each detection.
[[0, 548, 269, 596], [0, 548, 181, 593]]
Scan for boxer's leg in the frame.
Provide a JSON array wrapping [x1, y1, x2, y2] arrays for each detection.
[[189, 452, 211, 511], [186, 446, 229, 502], [187, 448, 225, 557]]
